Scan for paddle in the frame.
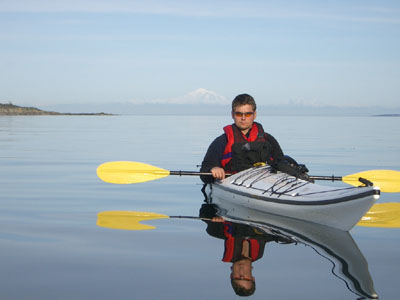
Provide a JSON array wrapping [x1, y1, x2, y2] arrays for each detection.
[[96, 211, 207, 230], [96, 203, 400, 231], [96, 161, 400, 193]]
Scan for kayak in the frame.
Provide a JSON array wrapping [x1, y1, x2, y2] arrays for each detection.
[[208, 165, 380, 231], [213, 205, 378, 299]]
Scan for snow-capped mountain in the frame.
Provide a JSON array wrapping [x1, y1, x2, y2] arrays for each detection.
[[178, 88, 229, 105], [130, 88, 229, 105]]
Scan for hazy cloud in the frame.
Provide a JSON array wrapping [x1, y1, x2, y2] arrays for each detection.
[[1, 0, 399, 24]]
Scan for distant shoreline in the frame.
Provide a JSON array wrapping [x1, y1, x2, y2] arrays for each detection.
[[2, 102, 399, 117], [0, 103, 113, 116], [372, 114, 400, 117]]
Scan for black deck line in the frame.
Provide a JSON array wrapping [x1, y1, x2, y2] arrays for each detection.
[[214, 184, 380, 206]]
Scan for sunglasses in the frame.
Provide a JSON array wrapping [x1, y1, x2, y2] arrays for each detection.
[[233, 111, 254, 118]]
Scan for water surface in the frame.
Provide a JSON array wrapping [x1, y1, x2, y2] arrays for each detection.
[[0, 115, 399, 299]]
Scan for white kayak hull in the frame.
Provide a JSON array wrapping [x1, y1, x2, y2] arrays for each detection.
[[209, 166, 380, 231]]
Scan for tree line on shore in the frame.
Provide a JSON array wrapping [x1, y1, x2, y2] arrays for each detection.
[[0, 102, 111, 116]]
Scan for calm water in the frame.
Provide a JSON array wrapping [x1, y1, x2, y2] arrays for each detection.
[[0, 115, 399, 299]]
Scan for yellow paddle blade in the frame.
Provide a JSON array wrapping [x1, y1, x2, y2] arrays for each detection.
[[96, 211, 170, 230], [97, 161, 170, 184], [357, 203, 400, 228], [342, 170, 400, 193]]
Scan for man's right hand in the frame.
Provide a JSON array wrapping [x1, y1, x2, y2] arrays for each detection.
[[211, 167, 226, 180]]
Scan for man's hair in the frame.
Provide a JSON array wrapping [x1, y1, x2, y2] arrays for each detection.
[[232, 94, 257, 111], [231, 280, 256, 296]]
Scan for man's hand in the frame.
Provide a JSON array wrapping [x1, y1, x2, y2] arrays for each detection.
[[211, 167, 226, 180]]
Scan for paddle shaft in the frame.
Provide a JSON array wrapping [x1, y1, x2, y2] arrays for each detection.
[[171, 171, 372, 185], [171, 171, 355, 182], [171, 171, 337, 180], [170, 171, 214, 176], [309, 175, 342, 181], [310, 175, 373, 186], [170, 215, 210, 220]]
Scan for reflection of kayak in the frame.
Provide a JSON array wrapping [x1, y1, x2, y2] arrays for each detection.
[[214, 203, 378, 299], [209, 166, 380, 231]]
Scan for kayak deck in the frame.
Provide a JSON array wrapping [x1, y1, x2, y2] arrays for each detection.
[[209, 166, 380, 231]]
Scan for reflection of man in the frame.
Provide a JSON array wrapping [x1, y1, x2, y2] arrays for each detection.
[[200, 204, 292, 296], [231, 254, 255, 296]]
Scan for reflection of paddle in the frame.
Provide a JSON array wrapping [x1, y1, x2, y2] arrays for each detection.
[[97, 203, 400, 231], [97, 161, 400, 192], [357, 203, 400, 228], [96, 211, 206, 230]]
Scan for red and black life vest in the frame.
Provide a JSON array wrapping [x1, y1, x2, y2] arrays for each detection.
[[221, 222, 265, 262], [221, 122, 268, 172]]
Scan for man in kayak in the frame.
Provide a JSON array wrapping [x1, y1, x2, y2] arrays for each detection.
[[200, 93, 309, 183]]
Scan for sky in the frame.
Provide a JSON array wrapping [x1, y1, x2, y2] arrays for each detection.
[[1, 0, 400, 108]]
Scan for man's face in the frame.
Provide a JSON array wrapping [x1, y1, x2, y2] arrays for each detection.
[[231, 259, 255, 290], [232, 104, 257, 134]]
